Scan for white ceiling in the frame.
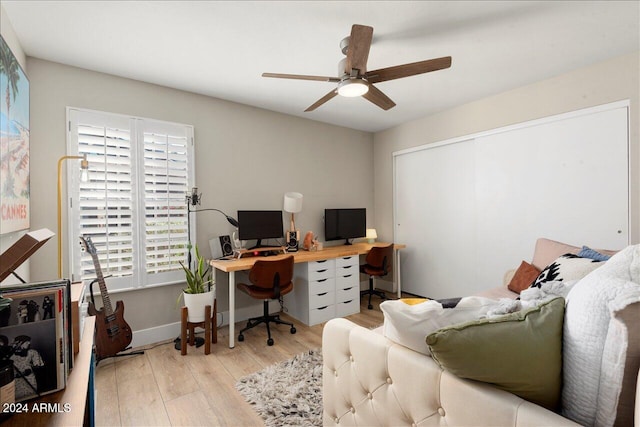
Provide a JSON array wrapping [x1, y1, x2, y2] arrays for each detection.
[[2, 1, 639, 132]]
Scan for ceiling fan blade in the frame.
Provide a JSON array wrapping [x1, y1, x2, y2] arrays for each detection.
[[262, 72, 341, 83], [345, 24, 373, 75], [362, 84, 396, 110], [366, 56, 452, 84], [305, 90, 338, 112]]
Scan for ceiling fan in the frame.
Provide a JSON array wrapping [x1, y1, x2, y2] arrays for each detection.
[[262, 24, 452, 112]]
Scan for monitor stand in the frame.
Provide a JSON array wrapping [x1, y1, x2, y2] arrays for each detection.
[[236, 246, 286, 259], [249, 239, 265, 250], [344, 239, 353, 245]]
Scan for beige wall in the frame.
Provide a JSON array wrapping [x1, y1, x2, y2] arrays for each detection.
[[373, 52, 640, 249], [25, 58, 373, 333]]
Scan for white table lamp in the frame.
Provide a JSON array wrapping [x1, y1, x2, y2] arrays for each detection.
[[366, 228, 377, 244], [283, 192, 303, 231]]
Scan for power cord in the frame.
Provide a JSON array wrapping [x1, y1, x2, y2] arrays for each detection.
[[279, 295, 288, 313]]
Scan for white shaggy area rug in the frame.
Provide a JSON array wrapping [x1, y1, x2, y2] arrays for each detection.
[[236, 349, 323, 427]]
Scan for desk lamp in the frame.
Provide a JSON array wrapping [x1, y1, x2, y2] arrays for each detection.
[[186, 187, 238, 269], [283, 192, 303, 252]]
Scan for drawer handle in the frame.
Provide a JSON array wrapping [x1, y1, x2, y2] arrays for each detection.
[[343, 274, 352, 278], [318, 292, 328, 296], [318, 306, 329, 311], [317, 260, 327, 264], [343, 287, 353, 291], [343, 300, 353, 304], [317, 269, 327, 273], [342, 266, 353, 270], [317, 278, 327, 283]]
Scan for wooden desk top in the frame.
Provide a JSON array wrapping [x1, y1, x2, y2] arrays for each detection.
[[210, 242, 406, 272]]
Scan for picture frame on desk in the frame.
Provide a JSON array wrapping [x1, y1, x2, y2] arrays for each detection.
[[0, 279, 70, 402]]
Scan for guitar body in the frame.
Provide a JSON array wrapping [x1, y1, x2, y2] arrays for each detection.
[[88, 299, 133, 361], [80, 236, 138, 362]]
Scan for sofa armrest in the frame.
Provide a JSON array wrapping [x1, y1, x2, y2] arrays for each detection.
[[322, 317, 579, 426]]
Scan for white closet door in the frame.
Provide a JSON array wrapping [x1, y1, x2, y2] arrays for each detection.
[[393, 102, 629, 299], [394, 139, 476, 298], [474, 106, 629, 288]]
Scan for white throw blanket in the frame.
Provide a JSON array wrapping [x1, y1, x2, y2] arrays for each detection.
[[561, 244, 640, 427], [484, 280, 577, 317], [381, 296, 501, 355], [380, 281, 573, 356]]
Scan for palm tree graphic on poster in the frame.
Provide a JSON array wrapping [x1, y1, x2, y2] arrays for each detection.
[[0, 35, 30, 235]]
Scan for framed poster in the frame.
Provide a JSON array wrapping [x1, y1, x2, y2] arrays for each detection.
[[0, 35, 30, 235], [0, 280, 69, 402]]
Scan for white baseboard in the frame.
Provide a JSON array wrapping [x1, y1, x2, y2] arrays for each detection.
[[130, 322, 182, 349], [130, 300, 282, 348]]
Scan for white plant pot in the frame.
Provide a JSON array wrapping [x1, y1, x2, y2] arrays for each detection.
[[183, 286, 215, 323]]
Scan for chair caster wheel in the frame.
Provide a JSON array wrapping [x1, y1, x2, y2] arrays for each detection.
[[238, 334, 244, 342], [290, 326, 296, 334], [368, 304, 373, 310], [267, 338, 274, 346]]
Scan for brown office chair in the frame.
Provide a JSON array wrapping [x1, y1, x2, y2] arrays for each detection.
[[236, 255, 296, 346], [360, 244, 394, 309]]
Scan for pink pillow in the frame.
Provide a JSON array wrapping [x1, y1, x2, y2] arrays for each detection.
[[531, 238, 580, 271], [531, 238, 620, 271]]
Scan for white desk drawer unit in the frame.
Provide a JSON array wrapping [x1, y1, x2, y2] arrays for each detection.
[[336, 298, 360, 318], [285, 255, 361, 326], [311, 288, 335, 309], [309, 304, 336, 325], [334, 255, 360, 318], [308, 259, 334, 281]]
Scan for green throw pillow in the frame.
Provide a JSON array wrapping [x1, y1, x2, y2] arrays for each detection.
[[426, 297, 564, 411]]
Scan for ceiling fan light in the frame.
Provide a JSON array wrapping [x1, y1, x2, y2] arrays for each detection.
[[337, 79, 369, 97]]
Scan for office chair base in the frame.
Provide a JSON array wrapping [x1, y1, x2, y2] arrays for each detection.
[[238, 300, 296, 346], [361, 288, 387, 310]]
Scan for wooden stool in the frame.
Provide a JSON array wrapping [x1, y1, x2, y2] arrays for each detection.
[[180, 300, 218, 355]]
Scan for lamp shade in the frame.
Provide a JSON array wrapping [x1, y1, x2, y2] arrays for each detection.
[[283, 192, 303, 213], [366, 228, 378, 239]]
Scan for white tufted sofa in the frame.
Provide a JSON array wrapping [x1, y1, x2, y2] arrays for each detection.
[[322, 238, 640, 426], [322, 317, 580, 426]]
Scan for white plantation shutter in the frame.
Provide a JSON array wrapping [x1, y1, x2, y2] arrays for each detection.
[[77, 120, 135, 288], [142, 122, 189, 278], [67, 109, 194, 291]]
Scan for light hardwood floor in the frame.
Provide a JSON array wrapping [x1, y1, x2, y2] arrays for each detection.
[[95, 292, 391, 426]]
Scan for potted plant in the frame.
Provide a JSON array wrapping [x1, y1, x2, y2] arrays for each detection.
[[178, 245, 215, 323]]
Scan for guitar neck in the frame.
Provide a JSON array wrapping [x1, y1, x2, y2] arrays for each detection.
[[91, 255, 114, 316]]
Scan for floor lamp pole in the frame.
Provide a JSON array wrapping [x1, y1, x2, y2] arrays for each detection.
[[187, 202, 193, 271], [57, 155, 88, 279]]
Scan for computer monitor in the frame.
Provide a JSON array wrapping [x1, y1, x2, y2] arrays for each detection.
[[324, 208, 366, 245], [237, 210, 284, 248]]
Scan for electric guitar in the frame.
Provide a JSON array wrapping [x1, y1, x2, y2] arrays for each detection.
[[80, 236, 133, 361]]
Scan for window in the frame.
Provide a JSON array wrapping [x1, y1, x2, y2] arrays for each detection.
[[67, 108, 194, 291]]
